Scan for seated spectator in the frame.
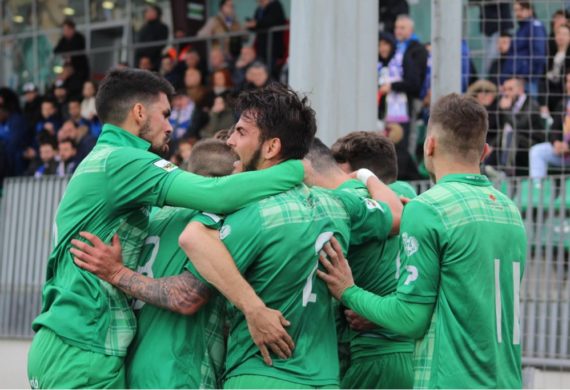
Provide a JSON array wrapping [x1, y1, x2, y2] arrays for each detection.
[[232, 45, 258, 88], [36, 98, 62, 138], [197, 0, 243, 59], [244, 61, 271, 90], [208, 47, 231, 75], [211, 69, 233, 95], [54, 18, 90, 82], [184, 68, 212, 108], [57, 137, 77, 175], [467, 79, 501, 141], [67, 98, 90, 128], [172, 49, 207, 86], [487, 32, 514, 89], [169, 90, 209, 142], [80, 80, 97, 120], [22, 82, 42, 152], [160, 55, 181, 88], [486, 77, 545, 176], [53, 81, 69, 118], [138, 55, 154, 71], [171, 138, 193, 170], [529, 72, 570, 179], [30, 137, 59, 178], [200, 94, 235, 139], [547, 9, 569, 66], [57, 119, 96, 164], [539, 23, 570, 113]]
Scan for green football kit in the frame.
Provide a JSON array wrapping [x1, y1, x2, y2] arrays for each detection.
[[342, 174, 526, 389], [339, 180, 417, 389], [190, 182, 393, 388], [125, 207, 224, 389], [28, 124, 304, 388]]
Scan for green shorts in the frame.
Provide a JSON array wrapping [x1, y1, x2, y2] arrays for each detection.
[[27, 327, 125, 389], [341, 352, 414, 389], [224, 374, 338, 389]]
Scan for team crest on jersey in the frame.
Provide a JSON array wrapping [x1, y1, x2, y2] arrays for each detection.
[[153, 159, 178, 172], [364, 198, 383, 211], [220, 225, 232, 240], [402, 232, 419, 256]]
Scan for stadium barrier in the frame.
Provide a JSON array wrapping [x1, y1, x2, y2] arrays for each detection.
[[0, 175, 569, 370]]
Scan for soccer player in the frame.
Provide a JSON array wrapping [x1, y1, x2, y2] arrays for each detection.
[[179, 84, 403, 388], [318, 94, 527, 389], [69, 140, 237, 388], [28, 69, 305, 389], [306, 136, 416, 389]]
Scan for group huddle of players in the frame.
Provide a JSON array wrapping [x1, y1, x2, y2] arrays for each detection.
[[27, 70, 525, 389]]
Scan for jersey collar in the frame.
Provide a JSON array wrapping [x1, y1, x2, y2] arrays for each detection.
[[336, 178, 367, 191], [97, 124, 152, 151], [438, 173, 491, 187]]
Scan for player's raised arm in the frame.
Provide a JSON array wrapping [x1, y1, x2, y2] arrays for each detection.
[[179, 221, 295, 366], [71, 232, 211, 315]]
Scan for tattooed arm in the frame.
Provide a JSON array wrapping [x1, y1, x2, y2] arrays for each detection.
[[71, 232, 211, 315]]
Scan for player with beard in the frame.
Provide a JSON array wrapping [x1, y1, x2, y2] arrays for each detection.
[[28, 69, 306, 389]]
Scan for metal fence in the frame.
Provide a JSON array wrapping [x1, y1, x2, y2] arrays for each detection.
[[0, 175, 569, 371]]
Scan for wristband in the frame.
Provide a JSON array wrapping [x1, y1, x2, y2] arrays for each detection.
[[355, 168, 376, 185]]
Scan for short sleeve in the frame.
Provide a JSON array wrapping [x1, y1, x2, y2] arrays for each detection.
[[396, 200, 444, 304], [219, 206, 263, 274], [106, 148, 182, 209], [334, 190, 393, 246]]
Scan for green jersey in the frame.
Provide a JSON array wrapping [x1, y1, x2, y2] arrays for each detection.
[[126, 207, 224, 389], [339, 181, 418, 361], [195, 184, 392, 387], [32, 124, 303, 357], [397, 174, 526, 389]]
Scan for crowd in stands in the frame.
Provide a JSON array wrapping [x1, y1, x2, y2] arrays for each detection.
[[1, 0, 570, 186]]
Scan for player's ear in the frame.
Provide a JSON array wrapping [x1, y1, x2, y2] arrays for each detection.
[[480, 143, 491, 162], [132, 102, 147, 125], [264, 137, 281, 160], [424, 135, 435, 157]]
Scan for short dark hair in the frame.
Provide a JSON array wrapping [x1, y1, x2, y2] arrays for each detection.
[[62, 18, 76, 29], [219, 0, 230, 9], [235, 83, 316, 160], [68, 97, 82, 105], [306, 138, 340, 174], [187, 139, 237, 177], [331, 131, 398, 183], [42, 96, 58, 108], [515, 1, 532, 10], [96, 68, 174, 125], [59, 137, 77, 149], [428, 93, 488, 163], [38, 132, 58, 149]]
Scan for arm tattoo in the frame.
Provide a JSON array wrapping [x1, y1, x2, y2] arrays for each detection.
[[115, 270, 211, 314]]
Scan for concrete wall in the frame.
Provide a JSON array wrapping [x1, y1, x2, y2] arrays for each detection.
[[0, 339, 31, 389]]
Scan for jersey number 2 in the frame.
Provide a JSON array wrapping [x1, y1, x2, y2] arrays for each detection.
[[302, 232, 334, 307]]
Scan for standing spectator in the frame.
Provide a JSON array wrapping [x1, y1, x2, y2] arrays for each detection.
[[199, 94, 235, 139], [547, 9, 569, 62], [511, 0, 547, 97], [245, 0, 286, 76], [57, 138, 77, 175], [54, 19, 90, 82], [474, 1, 513, 76], [529, 73, 570, 179], [467, 79, 501, 147], [487, 32, 515, 88], [488, 77, 545, 175], [382, 15, 428, 150], [232, 45, 258, 88], [378, 0, 409, 34], [0, 92, 27, 176], [198, 0, 243, 59], [135, 5, 169, 71], [539, 23, 570, 113]]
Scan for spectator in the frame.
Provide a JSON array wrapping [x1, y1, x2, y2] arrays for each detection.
[[57, 119, 96, 164], [208, 47, 230, 75], [173, 49, 207, 84], [22, 82, 43, 150], [383, 15, 428, 149], [539, 23, 570, 113], [184, 68, 212, 108], [487, 31, 515, 88], [137, 55, 154, 71], [198, 0, 243, 59], [67, 98, 90, 129], [378, 0, 409, 34], [547, 9, 569, 61], [31, 137, 59, 178], [384, 123, 422, 180], [232, 45, 258, 88], [159, 55, 181, 88], [169, 90, 209, 142], [474, 1, 513, 75], [53, 81, 69, 119], [57, 138, 77, 175], [80, 80, 97, 121], [377, 32, 408, 124], [467, 79, 501, 145], [511, 0, 547, 96], [135, 5, 169, 71], [54, 19, 90, 82], [244, 61, 271, 90], [529, 72, 570, 179], [0, 91, 27, 176], [211, 69, 233, 95], [461, 40, 478, 92], [487, 77, 545, 175], [58, 62, 84, 101], [200, 94, 235, 139], [245, 0, 287, 76], [36, 98, 62, 138], [172, 138, 193, 170]]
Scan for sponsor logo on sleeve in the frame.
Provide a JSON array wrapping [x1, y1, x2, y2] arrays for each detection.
[[364, 198, 384, 211], [153, 159, 178, 172], [402, 232, 419, 256]]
